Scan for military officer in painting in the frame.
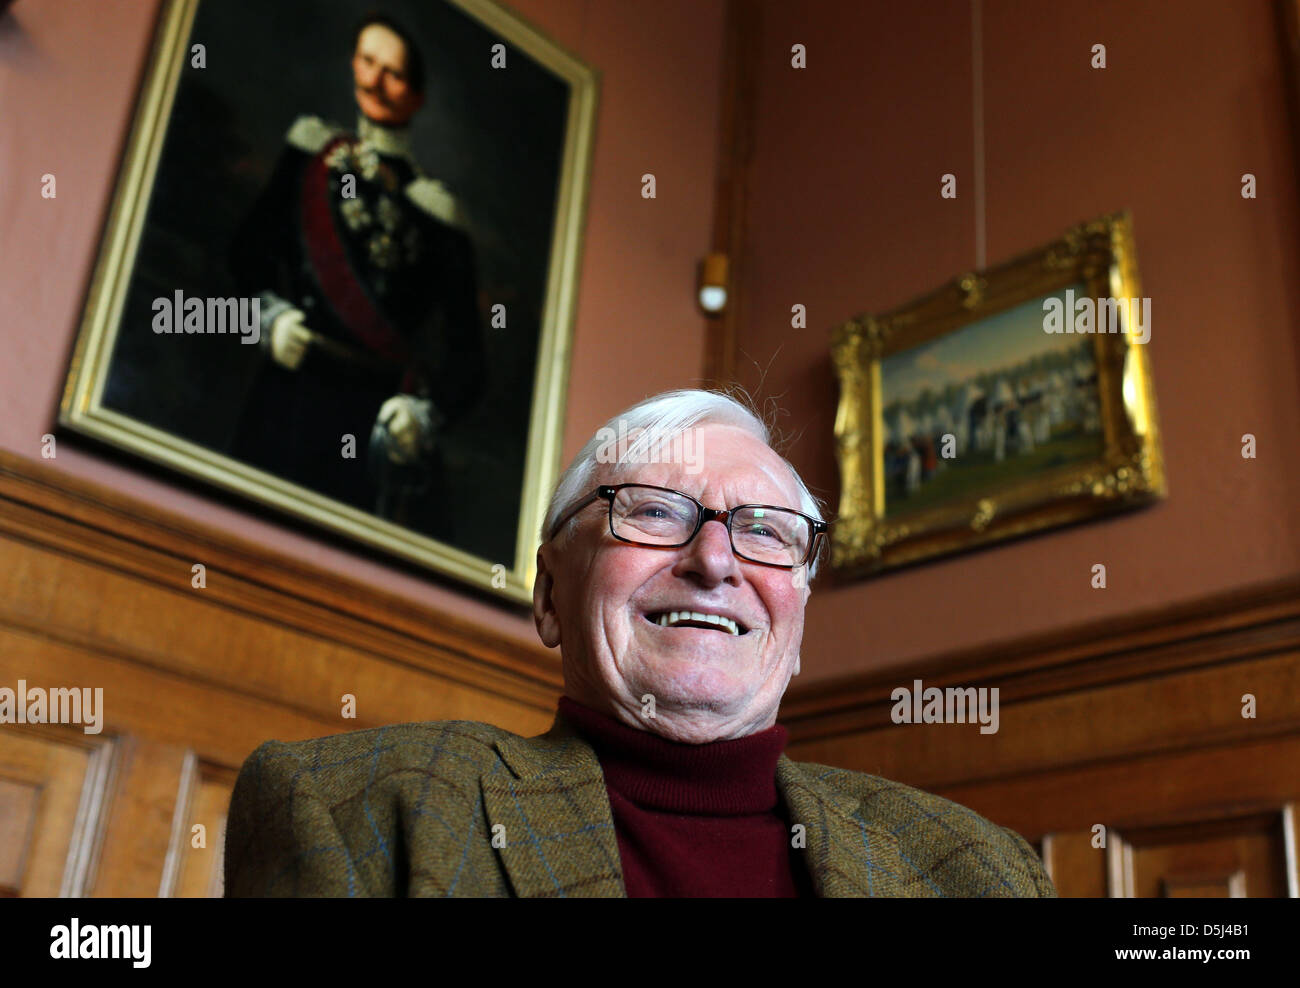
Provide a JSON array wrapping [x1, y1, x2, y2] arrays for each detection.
[[229, 14, 483, 532]]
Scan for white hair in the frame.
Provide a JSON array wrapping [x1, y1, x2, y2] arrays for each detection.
[[541, 388, 828, 579]]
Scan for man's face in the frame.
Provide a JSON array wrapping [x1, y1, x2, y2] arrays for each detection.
[[352, 24, 424, 127], [534, 424, 813, 743]]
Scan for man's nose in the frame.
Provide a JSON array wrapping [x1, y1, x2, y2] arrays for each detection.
[[673, 518, 740, 585]]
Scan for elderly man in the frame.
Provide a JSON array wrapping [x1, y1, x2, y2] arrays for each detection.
[[224, 389, 1056, 897]]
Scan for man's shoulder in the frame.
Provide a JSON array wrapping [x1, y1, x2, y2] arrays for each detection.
[[241, 719, 520, 794], [792, 759, 982, 822], [227, 720, 530, 897], [405, 176, 463, 229], [284, 114, 348, 154], [785, 758, 1055, 897]]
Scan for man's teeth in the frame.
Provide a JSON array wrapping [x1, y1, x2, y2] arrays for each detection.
[[654, 611, 741, 635]]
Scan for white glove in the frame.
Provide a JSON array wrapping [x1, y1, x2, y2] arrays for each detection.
[[269, 309, 313, 370], [376, 395, 442, 464]]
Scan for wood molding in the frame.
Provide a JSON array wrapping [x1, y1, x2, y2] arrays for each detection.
[[0, 450, 562, 714], [702, 0, 759, 387], [780, 572, 1300, 837], [782, 573, 1300, 739]]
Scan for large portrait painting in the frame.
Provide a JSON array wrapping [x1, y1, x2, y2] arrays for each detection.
[[60, 0, 597, 604], [831, 211, 1166, 577]]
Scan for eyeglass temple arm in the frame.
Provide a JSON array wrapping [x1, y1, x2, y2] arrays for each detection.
[[548, 488, 607, 540], [803, 519, 829, 564]]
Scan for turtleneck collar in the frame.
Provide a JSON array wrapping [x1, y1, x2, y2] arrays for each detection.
[[557, 695, 788, 815], [357, 114, 415, 162]]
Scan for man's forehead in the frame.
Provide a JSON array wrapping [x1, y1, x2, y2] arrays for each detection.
[[357, 23, 407, 57], [602, 425, 802, 508]]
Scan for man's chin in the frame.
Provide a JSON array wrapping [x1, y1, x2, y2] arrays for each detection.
[[632, 670, 746, 717], [356, 97, 401, 125]]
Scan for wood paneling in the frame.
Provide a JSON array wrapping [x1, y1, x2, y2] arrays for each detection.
[[0, 453, 562, 720], [0, 450, 561, 895], [1, 448, 1297, 896], [0, 727, 114, 896], [0, 777, 39, 894], [91, 737, 190, 897], [780, 570, 1300, 896], [167, 759, 234, 898], [1112, 811, 1289, 898]]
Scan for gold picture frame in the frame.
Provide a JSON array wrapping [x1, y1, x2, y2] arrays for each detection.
[[60, 0, 599, 605], [830, 211, 1166, 577]]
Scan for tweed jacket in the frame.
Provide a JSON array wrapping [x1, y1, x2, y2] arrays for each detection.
[[224, 710, 1056, 897]]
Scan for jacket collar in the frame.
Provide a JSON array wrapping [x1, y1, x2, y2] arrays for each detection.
[[482, 709, 912, 897], [356, 114, 416, 163], [774, 753, 912, 897]]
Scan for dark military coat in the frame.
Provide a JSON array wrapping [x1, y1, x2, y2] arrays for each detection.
[[228, 115, 484, 521]]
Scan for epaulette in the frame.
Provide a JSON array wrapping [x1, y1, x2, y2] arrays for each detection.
[[286, 115, 346, 153], [405, 176, 461, 227]]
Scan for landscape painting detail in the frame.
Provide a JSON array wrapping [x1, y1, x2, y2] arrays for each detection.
[[881, 283, 1103, 519]]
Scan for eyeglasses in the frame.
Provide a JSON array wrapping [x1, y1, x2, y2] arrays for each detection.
[[548, 483, 828, 569]]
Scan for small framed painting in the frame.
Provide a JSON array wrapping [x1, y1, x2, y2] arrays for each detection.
[[830, 211, 1166, 577]]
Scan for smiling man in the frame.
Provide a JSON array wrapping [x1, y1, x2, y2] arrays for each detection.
[[224, 389, 1056, 897]]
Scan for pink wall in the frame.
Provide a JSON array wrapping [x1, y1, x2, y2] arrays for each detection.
[[8, 0, 1298, 688], [740, 0, 1300, 681], [0, 0, 725, 655]]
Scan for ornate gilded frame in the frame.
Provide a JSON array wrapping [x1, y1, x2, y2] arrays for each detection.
[[59, 0, 598, 605], [830, 211, 1166, 577]]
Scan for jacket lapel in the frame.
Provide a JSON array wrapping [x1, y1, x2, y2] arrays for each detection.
[[482, 714, 917, 898], [481, 712, 626, 898], [776, 755, 917, 897]]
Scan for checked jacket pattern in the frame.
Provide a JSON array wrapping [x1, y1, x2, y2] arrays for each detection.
[[223, 710, 1057, 897]]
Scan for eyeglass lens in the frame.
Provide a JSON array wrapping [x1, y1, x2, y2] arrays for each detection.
[[609, 486, 810, 566]]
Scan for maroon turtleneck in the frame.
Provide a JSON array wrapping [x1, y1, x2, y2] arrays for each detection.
[[557, 695, 815, 897]]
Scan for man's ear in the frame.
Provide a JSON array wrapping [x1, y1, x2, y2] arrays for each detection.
[[533, 545, 561, 648]]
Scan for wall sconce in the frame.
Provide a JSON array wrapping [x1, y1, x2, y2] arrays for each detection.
[[697, 251, 729, 314]]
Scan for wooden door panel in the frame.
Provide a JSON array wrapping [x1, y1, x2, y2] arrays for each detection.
[[1111, 811, 1290, 898], [0, 727, 115, 896], [169, 760, 236, 898]]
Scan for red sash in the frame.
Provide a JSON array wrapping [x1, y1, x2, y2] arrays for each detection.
[[299, 136, 412, 367]]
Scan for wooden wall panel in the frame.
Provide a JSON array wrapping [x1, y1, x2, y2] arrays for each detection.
[[2, 448, 1297, 896], [780, 572, 1300, 897], [0, 451, 562, 896], [0, 727, 114, 896], [1041, 831, 1108, 898], [1111, 811, 1289, 898], [785, 649, 1299, 789], [167, 760, 234, 898], [0, 777, 39, 894], [91, 737, 190, 897]]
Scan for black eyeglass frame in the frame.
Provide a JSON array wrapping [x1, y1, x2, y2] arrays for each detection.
[[547, 482, 829, 569]]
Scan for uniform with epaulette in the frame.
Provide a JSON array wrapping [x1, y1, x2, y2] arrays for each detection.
[[228, 114, 484, 527]]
